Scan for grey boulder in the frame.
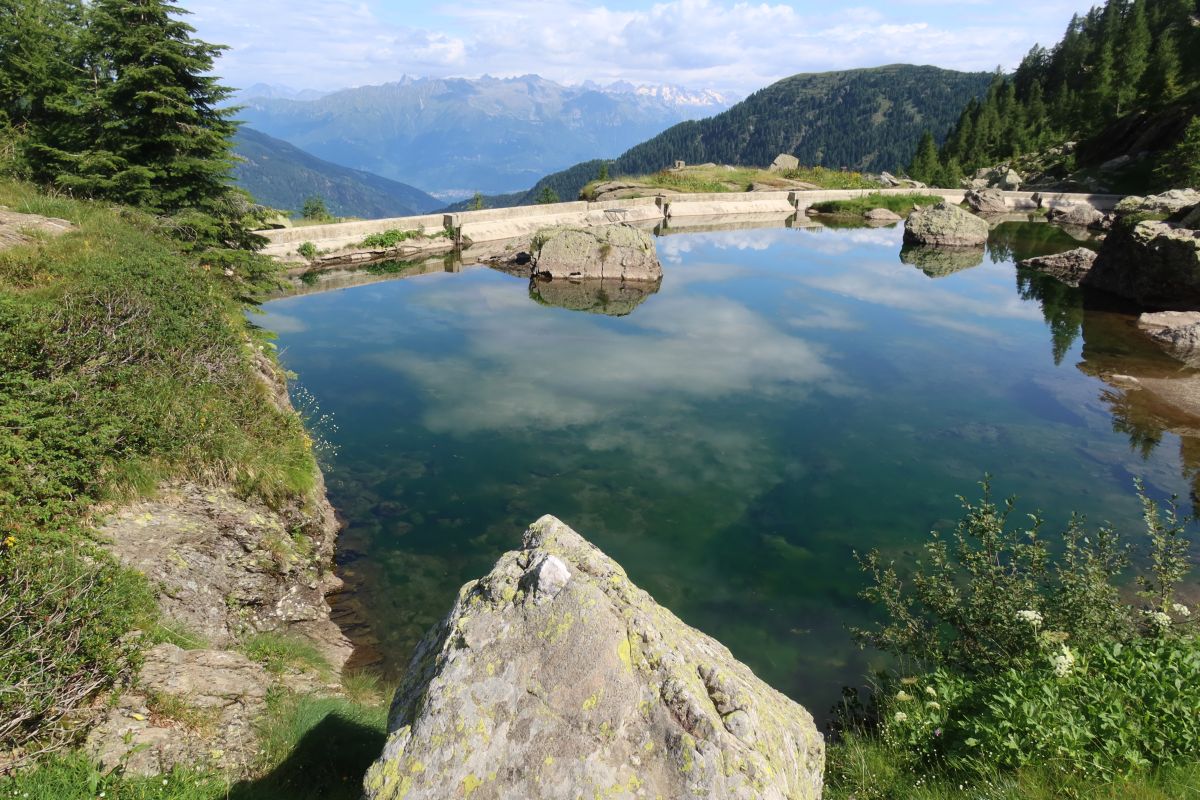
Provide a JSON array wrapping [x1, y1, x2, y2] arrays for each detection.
[[1019, 248, 1098, 287], [531, 224, 662, 282], [363, 515, 825, 800], [965, 188, 1007, 215], [768, 153, 800, 172], [903, 202, 990, 247]]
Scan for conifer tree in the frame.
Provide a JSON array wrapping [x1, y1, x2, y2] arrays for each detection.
[[1140, 29, 1182, 106], [906, 131, 940, 184], [1117, 0, 1151, 112], [1157, 116, 1200, 187], [35, 0, 238, 213]]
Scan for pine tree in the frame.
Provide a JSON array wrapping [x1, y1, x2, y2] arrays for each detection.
[[36, 0, 238, 213], [1117, 0, 1151, 112], [1157, 115, 1200, 187], [907, 131, 940, 184], [1140, 28, 1182, 106], [0, 0, 84, 129]]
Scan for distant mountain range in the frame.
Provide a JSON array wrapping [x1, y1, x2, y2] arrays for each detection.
[[231, 127, 441, 218], [464, 65, 994, 208], [234, 74, 736, 196]]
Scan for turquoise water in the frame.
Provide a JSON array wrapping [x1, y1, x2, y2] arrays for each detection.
[[259, 220, 1197, 715]]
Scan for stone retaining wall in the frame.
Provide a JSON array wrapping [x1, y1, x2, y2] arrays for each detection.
[[257, 189, 1126, 263]]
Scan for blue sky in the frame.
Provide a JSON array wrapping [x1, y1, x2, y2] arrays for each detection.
[[188, 0, 1093, 95]]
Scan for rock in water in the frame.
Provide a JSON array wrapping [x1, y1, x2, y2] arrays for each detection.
[[1114, 189, 1200, 216], [768, 153, 800, 172], [864, 207, 902, 222], [363, 516, 825, 800], [1047, 204, 1104, 228], [529, 277, 659, 316], [903, 202, 989, 247], [900, 245, 985, 278], [1139, 311, 1200, 367], [964, 188, 1007, 215], [1085, 216, 1200, 308], [532, 224, 663, 282], [1019, 248, 1098, 287]]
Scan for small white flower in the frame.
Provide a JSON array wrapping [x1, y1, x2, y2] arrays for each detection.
[[1016, 609, 1043, 627], [893, 711, 908, 723], [927, 701, 941, 710], [1051, 644, 1076, 677], [895, 690, 913, 702], [924, 685, 937, 698], [1144, 609, 1173, 630], [1172, 603, 1190, 618]]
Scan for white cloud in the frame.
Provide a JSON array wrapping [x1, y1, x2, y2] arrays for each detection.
[[189, 0, 1096, 94]]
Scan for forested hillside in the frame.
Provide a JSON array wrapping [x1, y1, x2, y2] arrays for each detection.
[[916, 0, 1200, 189], [464, 65, 991, 208], [232, 128, 441, 218]]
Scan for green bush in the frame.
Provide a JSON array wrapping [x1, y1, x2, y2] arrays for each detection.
[[0, 540, 156, 757], [297, 241, 317, 259]]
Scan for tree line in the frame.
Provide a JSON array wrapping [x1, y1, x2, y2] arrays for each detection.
[[907, 0, 1200, 186]]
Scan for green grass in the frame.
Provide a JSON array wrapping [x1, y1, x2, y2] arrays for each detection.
[[827, 733, 1200, 800], [581, 164, 878, 199], [810, 192, 944, 216], [239, 632, 331, 676], [0, 689, 388, 800], [0, 179, 318, 756], [360, 227, 451, 249]]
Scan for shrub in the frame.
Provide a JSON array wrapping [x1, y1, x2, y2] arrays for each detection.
[[300, 196, 330, 221], [297, 241, 317, 259], [0, 540, 156, 758]]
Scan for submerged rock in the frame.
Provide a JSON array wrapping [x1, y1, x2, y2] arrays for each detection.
[[1019, 248, 1098, 287], [531, 224, 663, 282], [363, 516, 824, 800], [964, 188, 1007, 215], [1139, 311, 1200, 368], [903, 202, 989, 247], [529, 276, 660, 316], [900, 244, 985, 277]]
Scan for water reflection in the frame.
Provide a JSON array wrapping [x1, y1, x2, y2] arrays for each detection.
[[528, 277, 660, 316], [259, 221, 1198, 715], [899, 245, 985, 278]]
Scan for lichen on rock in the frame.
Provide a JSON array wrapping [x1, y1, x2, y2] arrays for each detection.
[[903, 202, 989, 248], [530, 224, 663, 282], [363, 516, 824, 800]]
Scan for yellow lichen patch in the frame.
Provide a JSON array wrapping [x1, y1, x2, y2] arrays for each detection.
[[544, 755, 555, 766], [486, 662, 496, 676], [582, 690, 602, 711], [617, 635, 634, 671], [461, 773, 483, 797], [540, 610, 576, 643]]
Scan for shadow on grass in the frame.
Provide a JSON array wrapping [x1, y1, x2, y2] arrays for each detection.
[[228, 713, 386, 800]]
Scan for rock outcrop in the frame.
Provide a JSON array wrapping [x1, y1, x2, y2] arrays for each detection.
[[964, 188, 1007, 215], [531, 224, 662, 282], [1019, 247, 1098, 287], [903, 202, 990, 247], [0, 207, 74, 251], [363, 516, 825, 800], [1114, 189, 1200, 216], [87, 644, 273, 776], [864, 207, 902, 222], [1085, 213, 1200, 308]]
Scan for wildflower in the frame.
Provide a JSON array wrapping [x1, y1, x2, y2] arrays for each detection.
[[1144, 609, 1172, 631], [927, 701, 941, 710], [899, 676, 918, 686], [2, 535, 15, 548], [895, 691, 913, 702], [1016, 609, 1043, 627], [1051, 644, 1076, 677], [934, 727, 943, 737], [893, 711, 908, 723], [924, 686, 937, 698], [1172, 603, 1190, 618]]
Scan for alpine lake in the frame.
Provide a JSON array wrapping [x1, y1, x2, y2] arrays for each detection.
[[257, 216, 1200, 717]]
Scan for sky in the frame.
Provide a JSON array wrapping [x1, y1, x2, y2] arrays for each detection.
[[187, 0, 1094, 96]]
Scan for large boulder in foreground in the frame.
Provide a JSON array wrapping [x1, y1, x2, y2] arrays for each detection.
[[363, 516, 824, 800], [531, 224, 662, 282], [903, 202, 989, 247]]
